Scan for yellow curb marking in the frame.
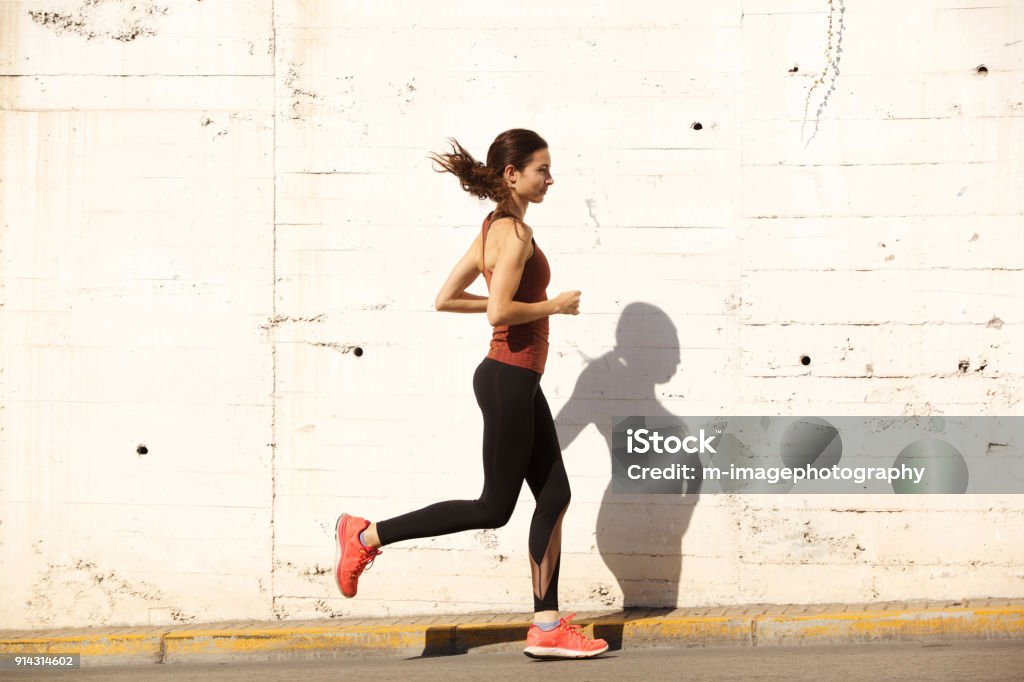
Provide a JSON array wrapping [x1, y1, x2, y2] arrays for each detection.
[[0, 633, 162, 658], [756, 607, 1024, 639], [3, 608, 1021, 657]]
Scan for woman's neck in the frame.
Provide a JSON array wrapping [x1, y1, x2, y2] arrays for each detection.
[[502, 194, 528, 220]]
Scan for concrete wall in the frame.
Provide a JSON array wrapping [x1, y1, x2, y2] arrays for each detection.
[[1, 0, 1022, 629]]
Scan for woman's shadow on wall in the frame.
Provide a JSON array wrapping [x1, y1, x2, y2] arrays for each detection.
[[555, 302, 701, 615]]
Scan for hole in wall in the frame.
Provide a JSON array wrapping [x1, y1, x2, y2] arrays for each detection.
[[137, 445, 149, 455], [354, 347, 364, 357], [788, 65, 799, 73], [690, 122, 703, 131], [976, 64, 988, 75], [800, 355, 811, 366]]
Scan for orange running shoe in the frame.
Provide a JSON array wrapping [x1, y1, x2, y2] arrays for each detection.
[[523, 613, 609, 659], [334, 514, 381, 598]]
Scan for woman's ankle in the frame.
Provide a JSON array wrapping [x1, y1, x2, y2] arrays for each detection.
[[362, 523, 382, 549]]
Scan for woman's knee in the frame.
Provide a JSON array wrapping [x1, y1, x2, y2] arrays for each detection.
[[475, 500, 516, 529], [542, 490, 571, 517]]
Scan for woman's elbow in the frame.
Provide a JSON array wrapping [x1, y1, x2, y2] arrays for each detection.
[[486, 306, 505, 326]]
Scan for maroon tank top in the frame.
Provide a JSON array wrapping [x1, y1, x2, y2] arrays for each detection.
[[481, 211, 551, 375]]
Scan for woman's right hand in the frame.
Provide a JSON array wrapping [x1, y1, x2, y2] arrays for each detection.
[[551, 290, 581, 315]]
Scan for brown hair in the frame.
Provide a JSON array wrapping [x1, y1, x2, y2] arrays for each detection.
[[428, 128, 548, 226]]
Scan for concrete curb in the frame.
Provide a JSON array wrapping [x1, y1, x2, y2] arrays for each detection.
[[2, 603, 1022, 666], [753, 606, 1024, 646], [0, 631, 165, 666]]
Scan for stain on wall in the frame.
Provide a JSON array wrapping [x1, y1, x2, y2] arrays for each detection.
[[28, 0, 168, 42]]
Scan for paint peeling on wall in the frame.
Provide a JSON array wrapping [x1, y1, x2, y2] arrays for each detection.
[[25, 558, 168, 627], [28, 0, 168, 42], [590, 583, 617, 607], [313, 599, 345, 618], [307, 341, 363, 354], [260, 313, 326, 330], [285, 62, 320, 121], [169, 608, 196, 623], [474, 529, 499, 550]]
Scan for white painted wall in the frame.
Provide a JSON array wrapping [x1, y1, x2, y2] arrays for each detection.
[[1, 0, 1022, 629]]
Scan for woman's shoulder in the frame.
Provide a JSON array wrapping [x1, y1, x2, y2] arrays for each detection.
[[489, 215, 533, 240]]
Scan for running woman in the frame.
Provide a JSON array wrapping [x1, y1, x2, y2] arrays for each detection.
[[333, 129, 608, 659]]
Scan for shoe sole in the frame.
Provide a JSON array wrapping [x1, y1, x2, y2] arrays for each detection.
[[523, 644, 609, 659], [334, 513, 355, 598]]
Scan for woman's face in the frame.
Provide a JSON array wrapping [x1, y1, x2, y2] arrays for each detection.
[[508, 148, 554, 204]]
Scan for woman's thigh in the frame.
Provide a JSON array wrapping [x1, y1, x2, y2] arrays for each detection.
[[474, 358, 541, 502], [525, 385, 570, 501]]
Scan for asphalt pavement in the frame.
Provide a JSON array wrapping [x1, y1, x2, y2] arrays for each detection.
[[2, 640, 1022, 682]]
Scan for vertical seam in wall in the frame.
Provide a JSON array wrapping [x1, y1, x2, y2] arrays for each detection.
[[736, 0, 748, 575], [270, 0, 279, 616], [738, 0, 746, 380]]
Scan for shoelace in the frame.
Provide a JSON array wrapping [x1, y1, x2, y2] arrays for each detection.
[[350, 547, 381, 579], [558, 613, 587, 642]]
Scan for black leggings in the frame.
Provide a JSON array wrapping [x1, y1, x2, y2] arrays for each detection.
[[375, 357, 571, 612]]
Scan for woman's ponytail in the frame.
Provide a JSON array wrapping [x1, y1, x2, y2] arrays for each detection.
[[428, 129, 547, 223], [428, 138, 506, 203]]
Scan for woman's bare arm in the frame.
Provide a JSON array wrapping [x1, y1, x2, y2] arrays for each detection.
[[434, 235, 488, 313]]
